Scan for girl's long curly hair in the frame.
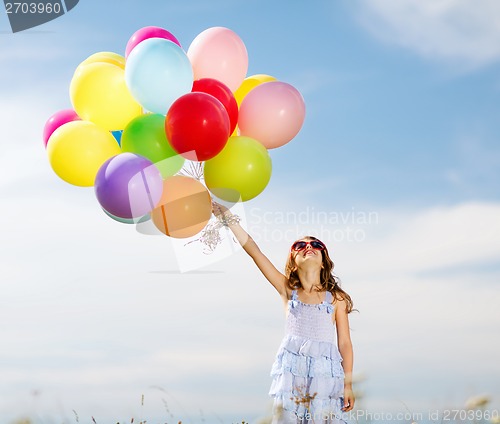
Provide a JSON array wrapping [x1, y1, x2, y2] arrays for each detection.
[[285, 236, 357, 314]]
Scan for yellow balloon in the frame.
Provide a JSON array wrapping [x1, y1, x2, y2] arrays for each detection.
[[70, 62, 143, 131], [230, 126, 239, 137], [252, 74, 278, 83], [47, 120, 121, 187], [234, 74, 277, 107], [77, 51, 126, 70]]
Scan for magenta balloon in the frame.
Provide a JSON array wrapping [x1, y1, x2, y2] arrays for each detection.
[[125, 26, 182, 57], [94, 153, 163, 219], [43, 109, 80, 147], [238, 82, 306, 149]]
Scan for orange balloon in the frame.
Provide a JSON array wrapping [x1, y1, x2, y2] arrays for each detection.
[[151, 176, 212, 238]]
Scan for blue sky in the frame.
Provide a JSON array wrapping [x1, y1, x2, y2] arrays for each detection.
[[1, 1, 499, 423]]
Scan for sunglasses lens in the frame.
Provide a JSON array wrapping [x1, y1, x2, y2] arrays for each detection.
[[311, 241, 325, 250], [292, 241, 307, 251]]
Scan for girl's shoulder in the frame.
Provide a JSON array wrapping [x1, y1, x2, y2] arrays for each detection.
[[332, 296, 349, 315]]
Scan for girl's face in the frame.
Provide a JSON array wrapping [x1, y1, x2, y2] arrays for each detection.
[[291, 238, 324, 269]]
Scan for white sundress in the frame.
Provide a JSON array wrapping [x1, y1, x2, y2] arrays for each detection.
[[269, 289, 348, 423]]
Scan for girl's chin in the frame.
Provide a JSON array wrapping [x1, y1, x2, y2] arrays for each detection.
[[298, 259, 321, 267]]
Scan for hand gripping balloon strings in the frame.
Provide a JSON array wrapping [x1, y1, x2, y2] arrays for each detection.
[[184, 210, 241, 253]]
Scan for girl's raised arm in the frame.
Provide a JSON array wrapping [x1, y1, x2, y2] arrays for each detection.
[[212, 201, 287, 296]]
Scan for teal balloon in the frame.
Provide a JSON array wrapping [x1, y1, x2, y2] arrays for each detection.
[[102, 208, 151, 224], [121, 114, 184, 178], [125, 38, 193, 114]]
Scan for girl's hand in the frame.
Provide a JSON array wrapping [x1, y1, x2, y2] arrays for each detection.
[[342, 386, 355, 412], [211, 200, 230, 218]]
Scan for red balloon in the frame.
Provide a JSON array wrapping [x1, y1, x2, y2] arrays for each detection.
[[192, 78, 238, 134], [166, 92, 230, 161]]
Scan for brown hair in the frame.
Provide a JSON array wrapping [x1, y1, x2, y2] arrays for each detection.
[[285, 236, 357, 314]]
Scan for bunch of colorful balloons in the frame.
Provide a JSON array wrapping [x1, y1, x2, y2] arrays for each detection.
[[44, 26, 306, 239]]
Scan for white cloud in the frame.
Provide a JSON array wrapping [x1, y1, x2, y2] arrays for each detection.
[[352, 0, 500, 70], [338, 201, 500, 278]]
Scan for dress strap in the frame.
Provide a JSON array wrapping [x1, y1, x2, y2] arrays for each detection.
[[325, 290, 333, 304], [291, 289, 298, 300]]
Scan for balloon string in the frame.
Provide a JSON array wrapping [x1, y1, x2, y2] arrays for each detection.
[[184, 211, 241, 254], [177, 160, 204, 181]]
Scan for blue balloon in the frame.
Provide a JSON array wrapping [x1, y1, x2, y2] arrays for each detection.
[[125, 38, 193, 114], [112, 130, 123, 146]]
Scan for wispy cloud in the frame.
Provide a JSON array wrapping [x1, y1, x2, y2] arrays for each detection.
[[351, 0, 500, 71], [358, 202, 500, 274]]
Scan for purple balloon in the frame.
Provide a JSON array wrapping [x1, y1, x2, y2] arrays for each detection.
[[95, 153, 163, 219]]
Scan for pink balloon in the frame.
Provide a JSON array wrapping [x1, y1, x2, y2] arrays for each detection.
[[238, 82, 306, 149], [43, 109, 80, 148], [125, 26, 182, 57], [187, 27, 248, 92]]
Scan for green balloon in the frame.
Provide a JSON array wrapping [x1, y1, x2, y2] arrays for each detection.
[[204, 136, 272, 202], [121, 113, 184, 178]]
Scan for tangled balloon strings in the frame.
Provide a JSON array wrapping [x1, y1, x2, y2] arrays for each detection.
[[184, 212, 241, 254], [178, 161, 241, 253], [176, 160, 204, 181]]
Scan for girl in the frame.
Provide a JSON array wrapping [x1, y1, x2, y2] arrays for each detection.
[[212, 202, 356, 424]]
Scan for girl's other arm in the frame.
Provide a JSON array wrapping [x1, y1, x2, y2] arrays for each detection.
[[336, 298, 355, 412]]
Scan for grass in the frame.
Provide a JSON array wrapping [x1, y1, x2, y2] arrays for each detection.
[[7, 380, 500, 424]]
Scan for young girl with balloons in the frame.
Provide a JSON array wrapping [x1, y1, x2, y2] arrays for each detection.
[[212, 202, 356, 424]]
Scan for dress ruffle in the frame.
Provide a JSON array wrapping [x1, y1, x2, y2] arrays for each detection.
[[269, 333, 346, 421], [273, 334, 344, 365]]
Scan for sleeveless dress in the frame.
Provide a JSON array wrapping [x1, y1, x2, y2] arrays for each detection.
[[269, 289, 348, 423]]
